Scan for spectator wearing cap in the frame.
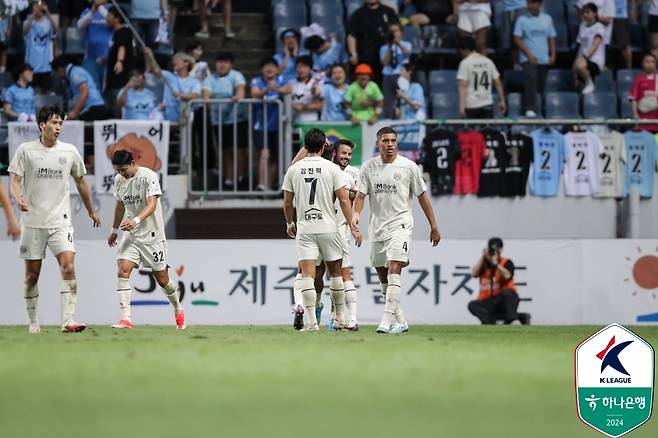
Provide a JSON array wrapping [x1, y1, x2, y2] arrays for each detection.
[[117, 69, 158, 120], [347, 0, 399, 84], [319, 64, 349, 121], [289, 55, 323, 123], [52, 55, 108, 121], [105, 6, 136, 116], [396, 63, 425, 120], [274, 29, 302, 84], [3, 63, 36, 121], [145, 47, 201, 122], [304, 34, 347, 74], [202, 52, 248, 190], [130, 0, 169, 51], [455, 1, 492, 55], [23, 0, 58, 92], [344, 63, 383, 124], [379, 21, 412, 119], [77, 0, 113, 88]]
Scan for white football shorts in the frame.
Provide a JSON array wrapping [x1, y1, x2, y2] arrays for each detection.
[[297, 232, 344, 263], [19, 226, 75, 260], [369, 231, 412, 268], [117, 238, 169, 271], [458, 10, 491, 33]]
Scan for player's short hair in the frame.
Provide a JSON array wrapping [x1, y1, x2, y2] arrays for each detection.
[[376, 126, 397, 142], [216, 51, 234, 63], [304, 128, 327, 153], [333, 139, 354, 150], [107, 6, 125, 23], [457, 36, 477, 52], [36, 106, 65, 129], [321, 143, 334, 160], [296, 55, 313, 69], [111, 150, 135, 165]]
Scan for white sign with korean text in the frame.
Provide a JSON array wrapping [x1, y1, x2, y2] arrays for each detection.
[[7, 121, 85, 160]]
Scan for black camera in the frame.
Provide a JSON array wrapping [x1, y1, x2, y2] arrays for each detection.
[[387, 32, 395, 43], [487, 237, 503, 256]]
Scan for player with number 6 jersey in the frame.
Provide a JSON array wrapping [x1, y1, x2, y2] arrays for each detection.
[[107, 150, 185, 330]]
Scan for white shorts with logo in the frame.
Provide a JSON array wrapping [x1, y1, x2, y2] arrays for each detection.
[[315, 225, 352, 268], [117, 238, 169, 271], [297, 232, 344, 263], [458, 10, 491, 33], [19, 226, 75, 260], [369, 231, 412, 268]]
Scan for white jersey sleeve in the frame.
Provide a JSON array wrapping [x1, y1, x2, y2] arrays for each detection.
[[7, 145, 25, 177], [410, 160, 427, 197], [70, 148, 86, 178], [115, 167, 166, 244]]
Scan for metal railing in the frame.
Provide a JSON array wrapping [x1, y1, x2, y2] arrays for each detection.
[[422, 118, 658, 126]]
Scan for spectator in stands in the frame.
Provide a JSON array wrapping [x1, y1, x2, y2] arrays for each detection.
[[630, 53, 658, 132], [304, 34, 347, 75], [195, 0, 234, 39], [59, 0, 86, 50], [0, 14, 11, 74], [145, 47, 201, 122], [78, 0, 112, 89], [319, 64, 349, 121], [457, 36, 505, 118], [468, 237, 520, 325], [23, 0, 57, 92], [396, 63, 425, 120], [187, 40, 209, 81], [647, 0, 658, 60], [289, 55, 323, 123], [379, 22, 412, 119], [250, 57, 291, 191], [2, 63, 36, 121], [105, 6, 136, 115], [202, 52, 248, 190], [344, 63, 383, 124], [576, 0, 614, 48], [455, 0, 492, 55], [514, 0, 556, 117], [347, 0, 399, 84], [52, 56, 107, 120], [117, 69, 158, 120], [274, 28, 301, 84], [131, 0, 169, 50], [573, 3, 606, 95], [501, 0, 528, 67], [613, 0, 635, 69], [405, 0, 456, 26]]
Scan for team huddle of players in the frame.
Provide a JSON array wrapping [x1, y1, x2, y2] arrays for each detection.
[[283, 127, 441, 333]]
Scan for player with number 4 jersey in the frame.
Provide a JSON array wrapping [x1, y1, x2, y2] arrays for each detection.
[[107, 150, 185, 330]]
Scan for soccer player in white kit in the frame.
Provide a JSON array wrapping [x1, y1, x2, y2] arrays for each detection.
[[8, 106, 101, 334], [283, 128, 361, 331], [351, 126, 441, 334], [107, 150, 185, 330]]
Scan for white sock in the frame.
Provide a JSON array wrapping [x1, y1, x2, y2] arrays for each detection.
[[395, 303, 407, 325], [344, 280, 357, 325], [117, 278, 131, 320], [381, 274, 400, 327], [162, 281, 182, 313], [300, 277, 317, 326], [329, 277, 346, 324], [24, 283, 39, 324], [60, 279, 78, 325], [293, 273, 303, 307]]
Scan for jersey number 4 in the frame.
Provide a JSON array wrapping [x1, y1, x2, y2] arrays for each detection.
[[304, 177, 318, 205], [472, 71, 490, 91]]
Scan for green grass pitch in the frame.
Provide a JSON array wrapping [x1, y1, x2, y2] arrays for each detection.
[[0, 325, 656, 438]]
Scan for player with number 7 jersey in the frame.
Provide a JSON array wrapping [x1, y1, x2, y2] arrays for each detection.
[[107, 150, 185, 330]]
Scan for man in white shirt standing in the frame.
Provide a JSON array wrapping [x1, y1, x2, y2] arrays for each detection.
[[283, 128, 360, 331], [351, 126, 442, 334], [107, 150, 186, 330], [8, 106, 101, 334]]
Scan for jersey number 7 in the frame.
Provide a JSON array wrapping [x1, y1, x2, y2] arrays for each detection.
[[304, 177, 318, 205]]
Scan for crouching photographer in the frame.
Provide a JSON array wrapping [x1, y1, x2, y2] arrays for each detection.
[[468, 237, 520, 325]]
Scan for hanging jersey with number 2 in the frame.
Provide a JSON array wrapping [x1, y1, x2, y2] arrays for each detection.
[[563, 131, 602, 196], [529, 128, 565, 197], [623, 130, 658, 198], [423, 128, 460, 196], [595, 131, 626, 198]]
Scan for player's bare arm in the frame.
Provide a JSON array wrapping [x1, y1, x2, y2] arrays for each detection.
[[417, 191, 441, 246], [107, 201, 125, 247], [282, 190, 296, 238], [291, 147, 308, 164], [120, 195, 157, 232], [0, 184, 20, 240], [336, 187, 361, 247], [9, 173, 27, 211], [74, 175, 101, 227], [350, 191, 366, 233]]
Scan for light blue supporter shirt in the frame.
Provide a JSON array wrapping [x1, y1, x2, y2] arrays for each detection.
[[514, 12, 557, 65], [80, 7, 112, 60], [400, 82, 425, 120], [273, 52, 297, 84], [67, 65, 105, 112], [321, 83, 347, 121], [529, 128, 565, 197], [3, 84, 36, 116], [313, 41, 347, 72], [504, 0, 528, 11], [202, 69, 247, 125], [250, 75, 286, 131], [131, 0, 161, 20], [162, 70, 201, 121], [379, 41, 412, 76], [614, 0, 628, 18], [24, 17, 53, 73], [623, 130, 658, 198], [119, 87, 157, 120]]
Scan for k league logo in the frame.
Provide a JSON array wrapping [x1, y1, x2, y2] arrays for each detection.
[[575, 324, 655, 437]]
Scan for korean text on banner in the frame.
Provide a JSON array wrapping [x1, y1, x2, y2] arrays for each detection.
[[8, 121, 85, 160]]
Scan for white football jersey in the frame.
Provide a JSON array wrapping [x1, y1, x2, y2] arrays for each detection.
[[456, 52, 500, 109], [563, 131, 603, 196], [113, 166, 165, 244], [595, 131, 627, 198], [282, 156, 347, 234], [358, 155, 427, 242], [8, 139, 86, 229], [335, 166, 358, 227]]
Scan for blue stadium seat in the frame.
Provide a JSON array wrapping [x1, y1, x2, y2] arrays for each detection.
[[545, 92, 580, 118], [423, 24, 459, 55], [616, 69, 640, 96], [310, 0, 343, 19], [554, 22, 570, 53], [0, 72, 12, 92], [428, 70, 457, 94], [544, 0, 566, 23], [432, 93, 460, 119], [583, 92, 618, 118], [311, 15, 344, 32], [620, 97, 633, 118], [34, 94, 64, 112], [403, 25, 421, 51], [545, 69, 575, 93], [273, 0, 306, 22], [64, 28, 85, 56], [594, 70, 614, 91], [507, 92, 542, 117], [273, 15, 306, 32], [503, 69, 525, 94]]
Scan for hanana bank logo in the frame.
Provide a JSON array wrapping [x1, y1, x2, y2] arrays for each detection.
[[575, 324, 655, 437]]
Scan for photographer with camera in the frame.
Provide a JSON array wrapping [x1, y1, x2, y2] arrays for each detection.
[[468, 237, 520, 325], [379, 22, 411, 119]]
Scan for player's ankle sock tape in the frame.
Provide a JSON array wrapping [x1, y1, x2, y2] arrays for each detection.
[[24, 283, 39, 299], [117, 277, 131, 291], [60, 279, 77, 294], [329, 277, 345, 304], [384, 274, 401, 313], [395, 304, 407, 325], [163, 280, 177, 295], [295, 273, 302, 280], [300, 277, 317, 324], [24, 283, 39, 324]]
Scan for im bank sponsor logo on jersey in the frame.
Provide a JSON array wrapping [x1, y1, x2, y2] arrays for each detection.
[[575, 324, 655, 437]]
